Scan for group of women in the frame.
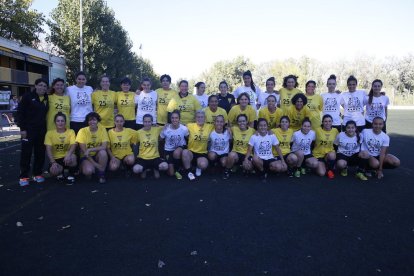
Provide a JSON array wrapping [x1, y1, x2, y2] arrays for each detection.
[[16, 71, 400, 186]]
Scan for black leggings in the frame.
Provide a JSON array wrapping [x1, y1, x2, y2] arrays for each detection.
[[20, 131, 46, 178]]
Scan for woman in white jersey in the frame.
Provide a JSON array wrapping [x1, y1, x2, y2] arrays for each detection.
[[135, 77, 158, 129], [321, 74, 342, 132], [340, 75, 366, 132], [208, 115, 231, 176], [257, 77, 280, 109], [365, 79, 390, 132], [233, 70, 262, 110], [194, 82, 209, 109], [66, 71, 93, 134]]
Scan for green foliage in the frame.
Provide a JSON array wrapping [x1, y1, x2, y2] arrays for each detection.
[[47, 0, 159, 90], [0, 0, 45, 47]]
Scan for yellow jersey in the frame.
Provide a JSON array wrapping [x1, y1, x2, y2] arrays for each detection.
[[204, 107, 228, 124], [136, 127, 162, 159], [46, 94, 71, 130], [306, 94, 323, 129], [108, 128, 137, 159], [228, 105, 257, 126], [258, 107, 283, 129], [75, 125, 109, 157], [116, 92, 136, 120], [156, 88, 177, 124], [313, 127, 339, 158], [231, 126, 255, 154], [271, 128, 294, 156], [285, 105, 312, 131], [187, 123, 214, 154], [44, 129, 76, 159], [167, 94, 201, 125], [279, 88, 302, 111], [91, 90, 117, 128]]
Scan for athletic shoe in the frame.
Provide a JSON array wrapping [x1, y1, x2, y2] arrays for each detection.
[[195, 167, 202, 177], [98, 176, 106, 184], [287, 168, 294, 177], [187, 172, 195, 181], [300, 168, 306, 175], [365, 170, 374, 178], [19, 178, 30, 187], [33, 175, 45, 183], [56, 174, 65, 181], [66, 176, 75, 185], [175, 171, 183, 180], [340, 168, 348, 177], [327, 170, 335, 179], [355, 172, 368, 181], [294, 170, 301, 178], [223, 170, 230, 180]]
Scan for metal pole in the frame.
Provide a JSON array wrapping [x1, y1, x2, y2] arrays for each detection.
[[80, 0, 84, 71]]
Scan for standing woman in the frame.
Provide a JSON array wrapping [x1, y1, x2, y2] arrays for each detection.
[[135, 78, 158, 129], [167, 80, 201, 125], [321, 74, 342, 132], [312, 115, 339, 179], [279, 75, 302, 112], [16, 78, 49, 186], [271, 116, 297, 176], [207, 115, 231, 176], [92, 75, 117, 130], [228, 93, 257, 128], [365, 79, 390, 132], [258, 77, 280, 109], [156, 74, 177, 126], [46, 78, 70, 130], [204, 94, 228, 125], [340, 75, 366, 132], [116, 77, 137, 130], [160, 110, 189, 179], [194, 82, 209, 109], [75, 112, 109, 183], [258, 95, 283, 129], [44, 112, 77, 183], [107, 114, 137, 173], [305, 80, 323, 129], [217, 80, 236, 113], [66, 71, 93, 134], [233, 70, 262, 110], [285, 93, 311, 131]]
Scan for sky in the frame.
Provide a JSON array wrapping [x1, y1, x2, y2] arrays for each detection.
[[32, 0, 414, 81]]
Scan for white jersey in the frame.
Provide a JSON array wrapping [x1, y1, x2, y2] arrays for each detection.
[[233, 85, 262, 110], [209, 130, 231, 155], [248, 133, 279, 160], [66, 85, 93, 122], [160, 124, 189, 151], [291, 130, 316, 155], [361, 129, 390, 157], [365, 95, 389, 123], [195, 94, 209, 109], [321, 92, 342, 126], [334, 132, 361, 156], [258, 92, 280, 108], [135, 90, 157, 124], [340, 90, 367, 126]]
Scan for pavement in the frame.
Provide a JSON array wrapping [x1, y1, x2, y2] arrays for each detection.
[[0, 110, 413, 275]]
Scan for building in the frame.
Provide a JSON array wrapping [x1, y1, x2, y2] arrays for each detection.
[[0, 37, 66, 110]]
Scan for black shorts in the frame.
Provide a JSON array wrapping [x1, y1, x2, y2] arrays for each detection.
[[136, 124, 144, 130], [191, 151, 207, 165], [336, 153, 360, 166], [235, 152, 246, 165], [48, 158, 65, 171], [164, 146, 186, 161], [263, 158, 277, 170], [80, 155, 98, 164], [70, 121, 86, 135], [304, 154, 314, 160], [124, 120, 137, 130], [136, 157, 164, 170], [209, 152, 228, 159]]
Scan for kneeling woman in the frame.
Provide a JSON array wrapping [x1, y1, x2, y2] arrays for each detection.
[[208, 115, 231, 175], [76, 112, 109, 183], [360, 117, 400, 179], [272, 116, 297, 176], [290, 118, 318, 177], [182, 110, 214, 180], [245, 118, 287, 179], [107, 114, 137, 173], [313, 115, 339, 179], [160, 110, 189, 179], [133, 114, 168, 178], [44, 112, 77, 183]]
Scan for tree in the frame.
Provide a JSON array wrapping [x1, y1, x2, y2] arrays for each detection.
[[0, 0, 45, 47], [47, 0, 159, 90]]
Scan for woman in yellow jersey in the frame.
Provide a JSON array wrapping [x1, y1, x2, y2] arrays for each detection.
[[271, 116, 297, 177], [76, 112, 109, 184], [305, 80, 323, 129], [92, 76, 117, 130], [156, 74, 177, 126], [116, 77, 137, 130], [107, 114, 137, 173], [280, 75, 302, 111], [167, 80, 201, 125], [224, 114, 255, 179], [46, 78, 70, 130], [313, 114, 339, 179], [285, 93, 311, 131], [132, 114, 168, 179], [204, 94, 228, 124], [44, 112, 77, 184], [228, 93, 257, 128], [182, 110, 214, 180], [258, 95, 283, 129]]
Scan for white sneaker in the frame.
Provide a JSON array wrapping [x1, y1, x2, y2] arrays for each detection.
[[195, 167, 202, 177], [187, 172, 195, 180]]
